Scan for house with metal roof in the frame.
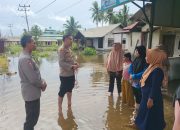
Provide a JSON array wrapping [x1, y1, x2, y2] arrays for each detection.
[[39, 27, 63, 46], [4, 27, 63, 46], [75, 24, 123, 50], [4, 37, 20, 46]]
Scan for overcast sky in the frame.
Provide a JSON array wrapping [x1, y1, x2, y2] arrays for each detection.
[[0, 0, 142, 37]]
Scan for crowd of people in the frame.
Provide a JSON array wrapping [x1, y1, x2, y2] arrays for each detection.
[[18, 34, 180, 130]]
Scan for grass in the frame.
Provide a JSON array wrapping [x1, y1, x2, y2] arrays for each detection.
[[5, 44, 97, 58], [0, 55, 8, 74], [5, 44, 58, 58]]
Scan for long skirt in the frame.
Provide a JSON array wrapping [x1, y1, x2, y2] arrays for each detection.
[[121, 79, 134, 107]]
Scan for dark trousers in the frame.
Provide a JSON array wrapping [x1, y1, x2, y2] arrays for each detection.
[[24, 99, 40, 130], [108, 71, 122, 93], [132, 87, 142, 104]]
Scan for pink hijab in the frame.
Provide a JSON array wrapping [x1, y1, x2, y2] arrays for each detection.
[[106, 43, 123, 72]]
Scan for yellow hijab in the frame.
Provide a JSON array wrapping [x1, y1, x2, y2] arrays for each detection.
[[140, 48, 167, 87]]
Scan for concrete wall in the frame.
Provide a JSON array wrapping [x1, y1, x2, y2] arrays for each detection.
[[169, 57, 180, 81], [151, 30, 161, 48], [125, 32, 142, 54], [93, 38, 99, 49], [114, 34, 121, 43], [174, 35, 180, 57], [103, 27, 123, 50]]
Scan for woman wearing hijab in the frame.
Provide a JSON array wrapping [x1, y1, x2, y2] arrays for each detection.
[[173, 85, 180, 130], [135, 48, 167, 130], [106, 43, 123, 96], [128, 45, 148, 118]]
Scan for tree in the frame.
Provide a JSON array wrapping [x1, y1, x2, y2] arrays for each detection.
[[63, 16, 81, 36], [117, 5, 129, 27], [104, 9, 117, 24], [90, 1, 101, 27], [103, 5, 130, 26], [22, 29, 28, 35], [30, 25, 42, 45], [100, 11, 105, 26]]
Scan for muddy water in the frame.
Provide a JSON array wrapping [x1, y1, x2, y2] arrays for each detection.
[[0, 54, 175, 130]]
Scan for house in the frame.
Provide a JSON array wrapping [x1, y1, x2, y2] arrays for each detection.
[[75, 24, 123, 50], [38, 27, 63, 46], [120, 3, 180, 82], [4, 37, 20, 46], [113, 21, 146, 53], [0, 39, 5, 53], [117, 3, 180, 57], [142, 25, 180, 57], [4, 27, 63, 46]]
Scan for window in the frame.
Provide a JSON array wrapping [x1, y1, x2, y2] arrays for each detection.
[[108, 38, 114, 47], [122, 39, 126, 44]]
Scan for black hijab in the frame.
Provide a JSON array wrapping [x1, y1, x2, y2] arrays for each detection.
[[132, 45, 148, 74]]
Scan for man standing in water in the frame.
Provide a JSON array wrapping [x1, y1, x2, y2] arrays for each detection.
[[18, 34, 47, 130], [58, 34, 79, 115]]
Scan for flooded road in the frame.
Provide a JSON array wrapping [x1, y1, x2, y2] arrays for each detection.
[[0, 54, 175, 130]]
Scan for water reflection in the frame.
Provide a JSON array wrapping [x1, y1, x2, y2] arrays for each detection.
[[0, 54, 177, 130], [58, 108, 78, 130], [105, 96, 122, 130]]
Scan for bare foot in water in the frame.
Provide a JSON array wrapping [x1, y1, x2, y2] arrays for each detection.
[[125, 123, 138, 129], [68, 103, 71, 108], [58, 107, 63, 116]]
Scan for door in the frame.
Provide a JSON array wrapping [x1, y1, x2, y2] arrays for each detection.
[[98, 38, 103, 48], [162, 35, 175, 57], [141, 32, 148, 47]]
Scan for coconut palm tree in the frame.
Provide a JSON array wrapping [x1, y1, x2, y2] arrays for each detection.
[[104, 5, 130, 26], [63, 16, 81, 36], [104, 9, 118, 24], [90, 1, 101, 27], [117, 5, 129, 27]]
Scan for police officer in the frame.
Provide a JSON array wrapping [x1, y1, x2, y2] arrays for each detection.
[[18, 34, 47, 130]]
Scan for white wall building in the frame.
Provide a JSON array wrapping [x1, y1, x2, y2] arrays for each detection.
[[76, 24, 123, 50]]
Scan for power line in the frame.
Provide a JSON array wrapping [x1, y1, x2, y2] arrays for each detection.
[[8, 24, 13, 37], [55, 0, 84, 14], [18, 4, 30, 32], [20, 0, 24, 4], [35, 0, 57, 14]]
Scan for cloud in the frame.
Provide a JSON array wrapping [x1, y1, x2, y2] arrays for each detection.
[[48, 15, 69, 22]]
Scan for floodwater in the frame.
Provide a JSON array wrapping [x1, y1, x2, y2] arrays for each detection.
[[0, 53, 176, 130]]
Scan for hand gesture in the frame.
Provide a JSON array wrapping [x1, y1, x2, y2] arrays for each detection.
[[147, 98, 153, 109], [72, 64, 79, 71], [41, 80, 47, 92]]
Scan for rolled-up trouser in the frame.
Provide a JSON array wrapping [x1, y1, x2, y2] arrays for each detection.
[[24, 99, 40, 130]]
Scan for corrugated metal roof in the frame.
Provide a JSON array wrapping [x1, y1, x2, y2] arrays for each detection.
[[5, 37, 20, 42], [38, 37, 62, 42], [80, 24, 121, 38], [123, 22, 139, 30]]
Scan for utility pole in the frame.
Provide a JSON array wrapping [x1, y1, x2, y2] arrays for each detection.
[[8, 24, 13, 37], [18, 4, 30, 32]]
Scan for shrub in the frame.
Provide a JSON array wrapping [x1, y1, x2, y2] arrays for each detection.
[[72, 43, 78, 50], [83, 47, 96, 56], [6, 45, 22, 54]]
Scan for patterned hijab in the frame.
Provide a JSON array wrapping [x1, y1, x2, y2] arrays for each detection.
[[140, 48, 167, 87], [106, 43, 123, 72]]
